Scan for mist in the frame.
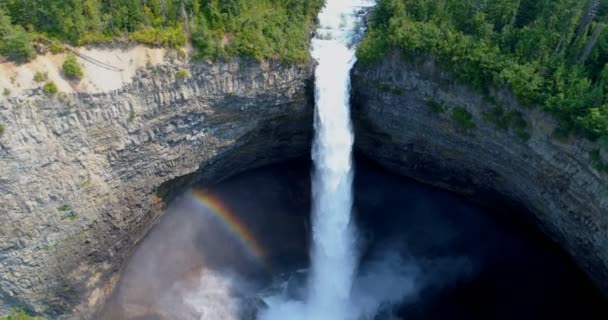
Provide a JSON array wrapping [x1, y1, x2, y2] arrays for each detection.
[[96, 158, 607, 320]]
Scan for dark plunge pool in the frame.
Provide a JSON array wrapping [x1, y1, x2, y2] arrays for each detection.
[[98, 157, 608, 320]]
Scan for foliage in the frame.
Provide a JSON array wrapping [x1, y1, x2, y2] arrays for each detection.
[[0, 307, 44, 320], [451, 107, 475, 130], [34, 71, 47, 83], [43, 81, 58, 95], [49, 42, 64, 54], [426, 100, 446, 113], [358, 0, 608, 139], [483, 105, 531, 140], [590, 149, 608, 173], [0, 7, 35, 63], [3, 88, 10, 96], [62, 54, 83, 80], [57, 204, 70, 212], [176, 69, 190, 80], [0, 123, 4, 136], [0, 0, 324, 63]]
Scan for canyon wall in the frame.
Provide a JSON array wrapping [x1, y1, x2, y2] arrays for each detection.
[[0, 54, 314, 318], [351, 52, 608, 296], [2, 47, 607, 319]]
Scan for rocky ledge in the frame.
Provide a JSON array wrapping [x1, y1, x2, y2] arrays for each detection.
[[351, 52, 608, 296], [0, 57, 314, 318]]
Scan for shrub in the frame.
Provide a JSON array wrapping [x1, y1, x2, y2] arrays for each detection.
[[483, 106, 531, 140], [62, 54, 83, 80], [34, 71, 47, 83], [451, 107, 475, 131], [0, 307, 44, 320], [43, 82, 58, 95], [176, 69, 190, 80], [426, 100, 446, 113], [0, 123, 5, 136], [3, 88, 10, 96], [590, 149, 608, 173], [49, 42, 64, 54], [57, 204, 70, 212]]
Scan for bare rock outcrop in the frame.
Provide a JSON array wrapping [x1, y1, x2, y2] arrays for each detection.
[[0, 57, 314, 318], [351, 53, 608, 296]]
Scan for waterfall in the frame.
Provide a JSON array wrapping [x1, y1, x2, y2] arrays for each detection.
[[260, 1, 375, 319], [307, 0, 372, 319]]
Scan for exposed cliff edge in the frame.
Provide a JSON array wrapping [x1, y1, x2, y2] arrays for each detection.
[[351, 53, 608, 296], [0, 51, 314, 318]]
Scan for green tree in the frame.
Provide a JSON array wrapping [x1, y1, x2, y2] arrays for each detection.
[[62, 54, 84, 80], [0, 7, 35, 63]]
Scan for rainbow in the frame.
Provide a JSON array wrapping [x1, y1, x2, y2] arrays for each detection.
[[191, 190, 267, 267]]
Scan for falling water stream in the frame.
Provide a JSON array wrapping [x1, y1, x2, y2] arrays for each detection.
[[307, 0, 372, 318], [261, 1, 376, 319]]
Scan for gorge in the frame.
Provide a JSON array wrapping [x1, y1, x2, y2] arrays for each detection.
[[1, 0, 608, 319]]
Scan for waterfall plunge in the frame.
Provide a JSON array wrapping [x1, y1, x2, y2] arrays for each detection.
[[260, 1, 376, 319], [307, 1, 370, 319]]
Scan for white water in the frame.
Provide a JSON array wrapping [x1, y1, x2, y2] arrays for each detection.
[[307, 0, 372, 318], [260, 1, 376, 319]]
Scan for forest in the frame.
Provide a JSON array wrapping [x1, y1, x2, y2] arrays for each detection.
[[0, 0, 324, 63], [2, 0, 607, 140], [358, 0, 608, 140]]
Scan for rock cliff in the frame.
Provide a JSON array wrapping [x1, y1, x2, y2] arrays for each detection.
[[2, 48, 607, 319], [0, 56, 314, 318], [351, 53, 608, 296]]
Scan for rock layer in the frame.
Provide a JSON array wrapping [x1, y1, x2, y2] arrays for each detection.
[[351, 53, 608, 296], [0, 57, 314, 318]]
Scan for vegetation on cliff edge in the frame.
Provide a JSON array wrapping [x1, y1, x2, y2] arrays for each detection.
[[0, 308, 44, 320], [0, 0, 324, 63], [357, 0, 608, 140]]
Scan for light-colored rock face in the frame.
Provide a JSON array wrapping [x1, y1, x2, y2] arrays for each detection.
[[0, 54, 313, 318], [351, 53, 608, 296]]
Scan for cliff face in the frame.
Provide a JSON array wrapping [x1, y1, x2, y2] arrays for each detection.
[[2, 48, 607, 318], [351, 53, 608, 296], [0, 57, 314, 318]]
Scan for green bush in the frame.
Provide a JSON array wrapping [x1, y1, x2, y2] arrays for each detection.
[[0, 307, 44, 320], [34, 71, 47, 83], [3, 88, 10, 96], [176, 69, 190, 80], [49, 42, 64, 54], [426, 100, 446, 113], [483, 105, 531, 141], [0, 123, 5, 136], [590, 149, 608, 173], [451, 107, 475, 131], [62, 54, 83, 80], [43, 82, 58, 95]]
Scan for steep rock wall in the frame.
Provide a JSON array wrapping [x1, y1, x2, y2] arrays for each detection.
[[0, 57, 314, 318], [351, 53, 608, 296]]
